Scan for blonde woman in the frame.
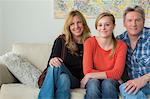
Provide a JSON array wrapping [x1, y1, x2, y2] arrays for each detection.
[[38, 10, 91, 99], [81, 12, 127, 99]]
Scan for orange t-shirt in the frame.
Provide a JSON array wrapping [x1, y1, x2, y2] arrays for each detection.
[[83, 36, 127, 80]]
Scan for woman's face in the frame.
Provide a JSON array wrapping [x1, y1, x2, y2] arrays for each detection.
[[69, 15, 84, 38], [96, 16, 115, 38]]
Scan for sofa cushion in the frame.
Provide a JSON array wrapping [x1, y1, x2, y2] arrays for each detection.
[[1, 84, 150, 99], [0, 52, 41, 87], [0, 63, 19, 86], [12, 43, 51, 71], [0, 84, 85, 99], [0, 84, 39, 99], [71, 88, 85, 99]]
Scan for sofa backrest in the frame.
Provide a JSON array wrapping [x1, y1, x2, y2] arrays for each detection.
[[12, 43, 51, 71]]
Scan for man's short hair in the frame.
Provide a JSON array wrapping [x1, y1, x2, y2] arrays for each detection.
[[123, 5, 145, 22]]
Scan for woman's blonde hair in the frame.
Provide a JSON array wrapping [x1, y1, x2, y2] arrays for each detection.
[[95, 12, 117, 58], [63, 10, 91, 55]]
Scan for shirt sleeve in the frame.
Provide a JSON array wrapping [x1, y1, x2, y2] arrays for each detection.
[[106, 41, 127, 80], [46, 37, 64, 66], [50, 37, 64, 59], [83, 38, 100, 75]]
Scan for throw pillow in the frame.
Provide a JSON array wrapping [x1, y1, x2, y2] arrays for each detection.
[[0, 52, 42, 87]]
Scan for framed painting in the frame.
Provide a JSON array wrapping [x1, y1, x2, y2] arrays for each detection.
[[54, 0, 150, 18]]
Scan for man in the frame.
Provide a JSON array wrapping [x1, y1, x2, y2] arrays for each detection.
[[117, 5, 150, 99]]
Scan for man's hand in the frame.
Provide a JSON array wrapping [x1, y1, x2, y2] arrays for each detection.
[[125, 75, 148, 94]]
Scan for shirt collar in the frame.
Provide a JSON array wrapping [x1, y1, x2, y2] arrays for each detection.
[[123, 27, 146, 45]]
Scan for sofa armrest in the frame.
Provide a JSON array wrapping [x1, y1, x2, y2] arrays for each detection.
[[0, 64, 19, 86]]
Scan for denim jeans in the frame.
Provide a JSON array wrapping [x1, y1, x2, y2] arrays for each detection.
[[85, 78, 120, 99], [119, 82, 150, 99], [38, 64, 80, 99]]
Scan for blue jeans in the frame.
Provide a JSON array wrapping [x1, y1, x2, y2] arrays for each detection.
[[85, 78, 120, 99], [119, 82, 150, 99], [38, 64, 80, 99]]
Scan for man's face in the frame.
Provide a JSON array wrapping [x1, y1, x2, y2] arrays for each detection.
[[124, 11, 144, 37]]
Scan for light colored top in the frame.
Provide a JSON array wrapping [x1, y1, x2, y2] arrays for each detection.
[[83, 36, 127, 80]]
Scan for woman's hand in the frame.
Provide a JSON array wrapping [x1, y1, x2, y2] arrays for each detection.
[[80, 72, 107, 88], [118, 79, 123, 84], [80, 74, 91, 88], [49, 57, 63, 67]]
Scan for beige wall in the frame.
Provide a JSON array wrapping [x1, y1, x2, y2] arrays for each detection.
[[1, 0, 150, 55], [0, 2, 2, 55]]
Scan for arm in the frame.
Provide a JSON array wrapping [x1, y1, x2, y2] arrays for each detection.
[[47, 36, 65, 67], [81, 41, 127, 88], [144, 73, 150, 81], [81, 38, 107, 88], [84, 39, 127, 80], [50, 36, 65, 59], [83, 38, 100, 75], [125, 35, 150, 94], [0, 64, 19, 86], [125, 73, 150, 95], [105, 42, 127, 80]]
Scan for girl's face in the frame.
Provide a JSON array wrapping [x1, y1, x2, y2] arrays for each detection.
[[96, 16, 115, 38], [69, 15, 84, 38]]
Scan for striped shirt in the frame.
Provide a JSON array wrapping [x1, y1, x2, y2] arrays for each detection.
[[117, 27, 150, 79]]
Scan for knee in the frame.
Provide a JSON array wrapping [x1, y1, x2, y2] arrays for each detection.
[[102, 79, 118, 91], [119, 83, 126, 96], [59, 73, 70, 83], [53, 66, 60, 70], [58, 73, 70, 89], [48, 65, 60, 72], [86, 79, 100, 92]]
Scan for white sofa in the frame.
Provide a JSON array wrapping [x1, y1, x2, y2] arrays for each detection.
[[0, 43, 85, 99], [0, 43, 149, 99]]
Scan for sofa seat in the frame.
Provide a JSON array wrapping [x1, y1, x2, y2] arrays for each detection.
[[0, 43, 149, 99], [0, 84, 85, 99], [0, 84, 39, 99], [1, 83, 150, 99]]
